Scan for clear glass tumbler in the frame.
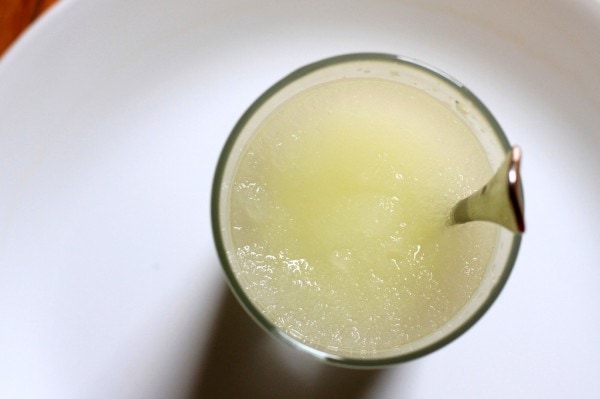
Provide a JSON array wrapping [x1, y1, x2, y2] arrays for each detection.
[[212, 53, 521, 367]]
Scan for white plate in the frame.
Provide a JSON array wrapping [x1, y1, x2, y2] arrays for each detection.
[[1, 0, 598, 398]]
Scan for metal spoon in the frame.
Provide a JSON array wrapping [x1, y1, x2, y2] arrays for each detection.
[[452, 146, 525, 233]]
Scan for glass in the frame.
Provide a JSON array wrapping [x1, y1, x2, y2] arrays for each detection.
[[212, 53, 521, 367]]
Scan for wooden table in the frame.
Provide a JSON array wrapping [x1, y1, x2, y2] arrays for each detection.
[[0, 0, 58, 55]]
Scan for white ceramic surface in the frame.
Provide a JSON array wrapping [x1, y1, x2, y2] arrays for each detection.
[[0, 0, 598, 398]]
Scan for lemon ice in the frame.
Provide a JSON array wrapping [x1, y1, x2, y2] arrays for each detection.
[[227, 77, 497, 358]]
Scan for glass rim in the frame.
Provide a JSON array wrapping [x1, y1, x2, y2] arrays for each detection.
[[211, 52, 522, 368]]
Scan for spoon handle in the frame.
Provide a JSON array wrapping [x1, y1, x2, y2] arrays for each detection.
[[452, 146, 525, 233]]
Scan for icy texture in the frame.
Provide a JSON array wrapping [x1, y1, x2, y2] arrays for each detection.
[[229, 78, 497, 358]]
